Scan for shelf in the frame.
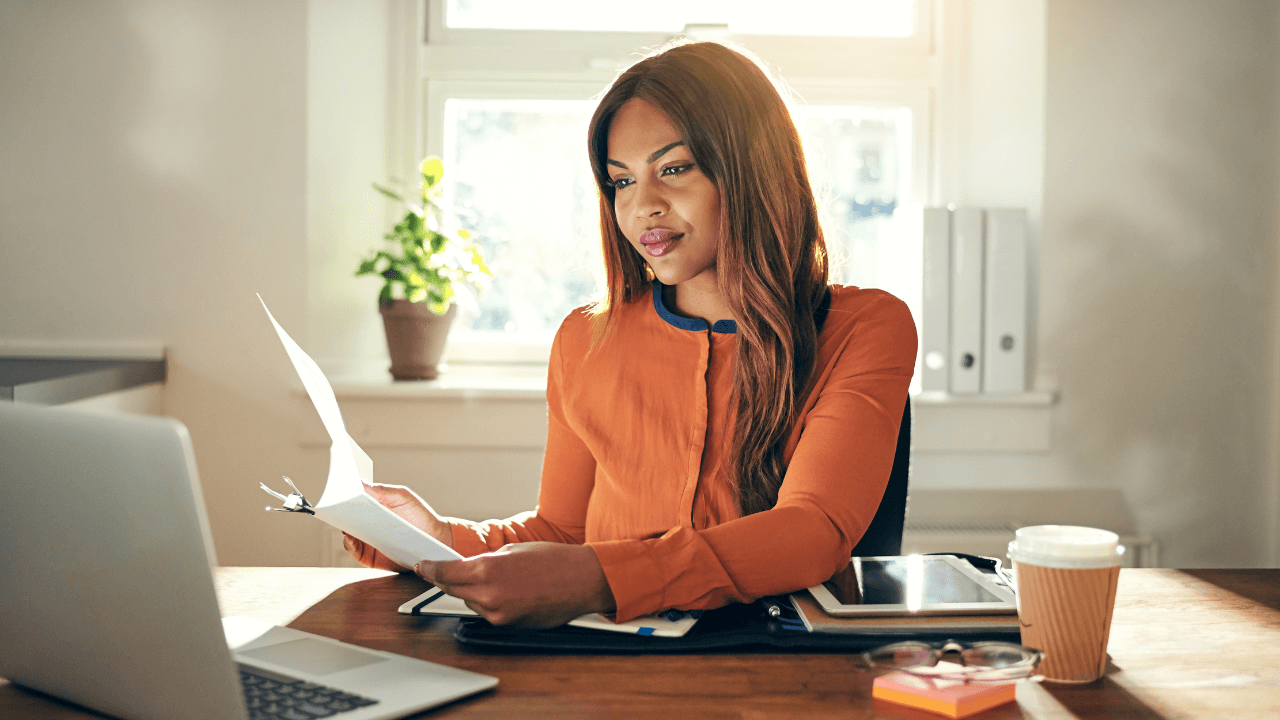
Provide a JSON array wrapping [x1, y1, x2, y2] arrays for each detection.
[[914, 390, 1057, 407], [0, 356, 168, 405]]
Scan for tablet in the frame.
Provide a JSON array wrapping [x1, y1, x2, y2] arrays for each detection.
[[806, 555, 1017, 616]]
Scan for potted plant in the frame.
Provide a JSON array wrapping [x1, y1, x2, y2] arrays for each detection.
[[357, 156, 491, 380]]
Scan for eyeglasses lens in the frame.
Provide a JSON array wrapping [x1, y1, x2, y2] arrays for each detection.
[[961, 645, 1035, 670], [866, 642, 1039, 682], [867, 644, 935, 669]]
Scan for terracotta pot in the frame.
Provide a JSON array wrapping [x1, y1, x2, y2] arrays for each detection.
[[378, 300, 457, 380]]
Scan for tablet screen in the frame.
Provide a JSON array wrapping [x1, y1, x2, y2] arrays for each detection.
[[823, 556, 1004, 606]]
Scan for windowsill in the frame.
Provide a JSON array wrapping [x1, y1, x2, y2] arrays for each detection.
[[310, 364, 1055, 454], [913, 389, 1057, 407], [326, 362, 548, 401], [324, 363, 1058, 411]]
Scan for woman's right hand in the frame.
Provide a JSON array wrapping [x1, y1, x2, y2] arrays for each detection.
[[343, 483, 455, 572]]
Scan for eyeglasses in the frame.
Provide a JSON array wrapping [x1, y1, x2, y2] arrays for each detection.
[[861, 640, 1043, 684]]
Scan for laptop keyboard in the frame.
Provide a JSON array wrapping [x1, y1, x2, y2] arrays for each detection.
[[239, 663, 379, 719]]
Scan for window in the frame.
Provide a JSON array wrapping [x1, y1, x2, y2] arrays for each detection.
[[422, 0, 934, 368], [442, 97, 600, 341], [796, 102, 923, 325]]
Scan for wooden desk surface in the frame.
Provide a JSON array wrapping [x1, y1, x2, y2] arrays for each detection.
[[4, 568, 1279, 719]]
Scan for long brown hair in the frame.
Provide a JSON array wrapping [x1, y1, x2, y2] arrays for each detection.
[[586, 41, 829, 516]]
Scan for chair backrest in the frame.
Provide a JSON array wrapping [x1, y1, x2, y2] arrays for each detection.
[[849, 398, 912, 557]]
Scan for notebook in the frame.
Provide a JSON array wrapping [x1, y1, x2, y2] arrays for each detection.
[[0, 401, 497, 720]]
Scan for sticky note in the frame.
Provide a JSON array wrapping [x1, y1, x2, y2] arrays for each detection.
[[872, 671, 1017, 719]]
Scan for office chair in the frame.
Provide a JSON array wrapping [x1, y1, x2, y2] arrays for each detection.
[[849, 398, 912, 557]]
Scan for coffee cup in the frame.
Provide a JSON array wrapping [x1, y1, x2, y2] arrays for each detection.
[[1007, 525, 1125, 683]]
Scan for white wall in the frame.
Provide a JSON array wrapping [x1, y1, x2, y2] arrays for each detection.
[[0, 0, 324, 566], [920, 1, 1280, 568], [935, 0, 1046, 381], [0, 0, 437, 568], [307, 0, 404, 375], [912, 1, 1059, 515], [1037, 0, 1278, 567], [4, 0, 1277, 569]]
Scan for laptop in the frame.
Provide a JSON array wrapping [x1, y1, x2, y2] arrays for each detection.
[[0, 402, 497, 720]]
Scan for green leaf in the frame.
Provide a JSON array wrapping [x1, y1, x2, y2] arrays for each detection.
[[425, 288, 448, 315], [405, 213, 423, 235], [371, 182, 404, 202], [428, 231, 447, 255], [364, 157, 498, 301]]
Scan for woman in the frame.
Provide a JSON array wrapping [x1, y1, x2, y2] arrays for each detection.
[[346, 41, 916, 628]]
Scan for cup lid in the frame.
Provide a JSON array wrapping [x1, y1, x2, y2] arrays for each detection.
[[1007, 525, 1124, 569]]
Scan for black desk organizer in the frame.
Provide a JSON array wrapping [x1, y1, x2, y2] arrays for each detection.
[[453, 554, 1022, 653]]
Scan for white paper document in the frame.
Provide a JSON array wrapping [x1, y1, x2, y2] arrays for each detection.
[[258, 296, 462, 568]]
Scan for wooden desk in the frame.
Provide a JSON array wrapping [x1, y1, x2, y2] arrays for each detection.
[[4, 568, 1279, 719]]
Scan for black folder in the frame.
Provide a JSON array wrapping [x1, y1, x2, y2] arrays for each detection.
[[450, 554, 1022, 653]]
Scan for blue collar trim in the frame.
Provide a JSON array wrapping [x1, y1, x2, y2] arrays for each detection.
[[651, 280, 738, 334]]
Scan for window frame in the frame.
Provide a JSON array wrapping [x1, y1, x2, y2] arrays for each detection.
[[425, 1, 936, 56], [419, 0, 939, 365]]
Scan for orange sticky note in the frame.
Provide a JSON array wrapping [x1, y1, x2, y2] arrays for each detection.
[[872, 672, 1017, 719]]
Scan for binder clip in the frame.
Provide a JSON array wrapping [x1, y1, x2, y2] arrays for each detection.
[[261, 476, 315, 515]]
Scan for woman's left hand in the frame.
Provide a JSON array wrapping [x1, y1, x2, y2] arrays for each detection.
[[415, 542, 616, 628]]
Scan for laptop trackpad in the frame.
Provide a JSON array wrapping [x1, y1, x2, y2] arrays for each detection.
[[240, 638, 389, 676]]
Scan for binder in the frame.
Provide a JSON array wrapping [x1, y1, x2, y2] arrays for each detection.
[[949, 208, 984, 394], [920, 207, 951, 392], [982, 209, 1028, 393]]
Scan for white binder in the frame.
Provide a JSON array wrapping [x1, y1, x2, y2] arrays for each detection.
[[920, 207, 951, 392], [982, 209, 1028, 393], [949, 207, 985, 394]]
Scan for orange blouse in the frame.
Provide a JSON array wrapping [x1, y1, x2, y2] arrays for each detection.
[[447, 282, 917, 622]]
